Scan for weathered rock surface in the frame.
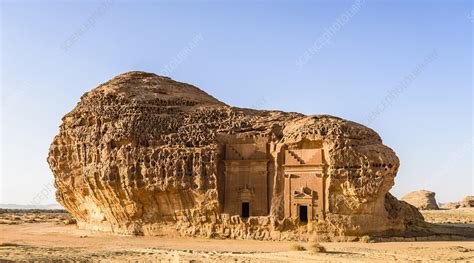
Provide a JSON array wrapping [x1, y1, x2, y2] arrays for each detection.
[[401, 190, 439, 210], [47, 71, 423, 239], [460, 196, 474, 208], [440, 202, 460, 210]]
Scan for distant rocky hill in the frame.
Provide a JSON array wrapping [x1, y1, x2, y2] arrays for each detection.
[[438, 196, 474, 210], [401, 190, 439, 210], [460, 196, 474, 208], [0, 203, 64, 210], [440, 202, 460, 209]]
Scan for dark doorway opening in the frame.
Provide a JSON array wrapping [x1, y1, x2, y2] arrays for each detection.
[[299, 205, 308, 222], [242, 202, 249, 218]]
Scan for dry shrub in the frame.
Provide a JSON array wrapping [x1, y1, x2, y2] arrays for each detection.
[[290, 244, 306, 251], [63, 218, 77, 225], [308, 242, 326, 253]]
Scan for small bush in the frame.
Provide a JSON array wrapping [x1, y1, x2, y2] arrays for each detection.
[[308, 242, 326, 253], [63, 218, 77, 225], [290, 244, 306, 251]]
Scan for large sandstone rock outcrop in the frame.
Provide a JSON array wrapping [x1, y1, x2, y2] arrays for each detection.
[[460, 196, 474, 208], [47, 72, 423, 239], [401, 190, 439, 210]]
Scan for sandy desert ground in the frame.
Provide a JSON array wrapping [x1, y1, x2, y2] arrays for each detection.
[[1, 209, 473, 262], [421, 208, 474, 225]]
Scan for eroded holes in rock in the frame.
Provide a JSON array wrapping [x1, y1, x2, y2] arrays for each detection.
[[109, 173, 116, 181], [46, 72, 414, 240], [187, 159, 193, 177]]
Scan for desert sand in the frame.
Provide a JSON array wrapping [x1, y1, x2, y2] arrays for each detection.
[[421, 208, 474, 225], [1, 210, 474, 262]]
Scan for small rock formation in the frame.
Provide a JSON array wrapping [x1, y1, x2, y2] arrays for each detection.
[[401, 190, 439, 210], [460, 196, 474, 208], [47, 71, 423, 239], [440, 202, 460, 210]]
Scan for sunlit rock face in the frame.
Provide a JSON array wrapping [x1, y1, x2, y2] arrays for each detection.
[[401, 190, 440, 210], [460, 196, 474, 208], [48, 71, 423, 239]]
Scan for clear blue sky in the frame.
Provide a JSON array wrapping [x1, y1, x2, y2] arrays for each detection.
[[1, 0, 472, 205]]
